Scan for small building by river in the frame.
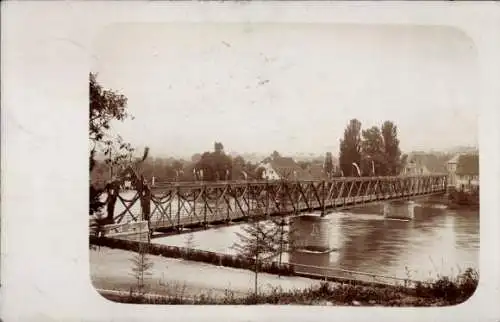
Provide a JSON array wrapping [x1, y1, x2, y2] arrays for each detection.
[[446, 153, 479, 192]]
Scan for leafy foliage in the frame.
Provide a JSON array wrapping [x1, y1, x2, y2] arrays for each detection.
[[268, 216, 301, 270], [130, 229, 153, 296], [361, 126, 385, 176], [194, 142, 233, 181], [89, 72, 131, 144], [89, 73, 136, 216], [340, 119, 405, 177], [129, 239, 154, 297], [233, 220, 278, 260], [381, 121, 403, 175], [89, 185, 106, 216], [90, 236, 294, 275], [324, 152, 334, 178], [232, 218, 280, 295], [339, 119, 362, 176]]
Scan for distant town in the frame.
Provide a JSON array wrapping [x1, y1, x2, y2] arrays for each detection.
[[91, 144, 479, 190]]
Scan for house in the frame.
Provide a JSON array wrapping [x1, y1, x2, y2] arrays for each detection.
[[402, 153, 447, 175], [403, 160, 430, 175], [447, 153, 479, 191], [305, 160, 341, 180], [307, 163, 327, 180], [258, 157, 312, 181]]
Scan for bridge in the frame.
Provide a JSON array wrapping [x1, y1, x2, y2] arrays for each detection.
[[90, 171, 448, 239]]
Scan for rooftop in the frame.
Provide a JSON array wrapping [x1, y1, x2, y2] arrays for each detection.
[[456, 154, 479, 176], [407, 153, 447, 173], [264, 157, 312, 180]]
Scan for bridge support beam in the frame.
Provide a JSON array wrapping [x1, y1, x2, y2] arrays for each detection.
[[382, 201, 416, 220], [289, 215, 331, 276], [290, 215, 331, 252], [288, 248, 331, 276]]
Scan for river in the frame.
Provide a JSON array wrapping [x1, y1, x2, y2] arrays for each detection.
[[151, 199, 479, 283]]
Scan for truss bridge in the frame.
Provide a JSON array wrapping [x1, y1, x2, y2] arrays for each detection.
[[90, 173, 448, 238]]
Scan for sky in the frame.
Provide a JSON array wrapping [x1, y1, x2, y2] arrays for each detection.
[[91, 23, 479, 158]]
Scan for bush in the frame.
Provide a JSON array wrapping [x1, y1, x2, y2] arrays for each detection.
[[412, 268, 478, 303], [100, 268, 477, 306], [90, 236, 294, 276]]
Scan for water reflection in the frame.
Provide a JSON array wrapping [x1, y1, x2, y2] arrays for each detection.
[[154, 200, 479, 282], [289, 250, 331, 276]]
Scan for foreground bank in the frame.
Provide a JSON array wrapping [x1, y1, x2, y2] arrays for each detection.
[[90, 246, 478, 306], [91, 246, 323, 299]]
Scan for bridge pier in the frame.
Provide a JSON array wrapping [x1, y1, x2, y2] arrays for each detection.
[[382, 201, 416, 220], [289, 248, 331, 276], [290, 215, 331, 252], [288, 215, 331, 276]]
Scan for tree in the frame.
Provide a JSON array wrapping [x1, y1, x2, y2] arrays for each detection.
[[245, 162, 259, 180], [381, 121, 403, 175], [195, 143, 232, 181], [129, 239, 154, 298], [191, 153, 202, 163], [89, 72, 135, 216], [324, 152, 334, 178], [89, 72, 131, 146], [232, 219, 278, 296], [89, 182, 106, 217], [263, 150, 281, 164], [232, 155, 247, 180], [361, 126, 386, 176], [268, 216, 301, 277], [214, 142, 224, 154], [339, 119, 362, 177], [185, 233, 196, 255]]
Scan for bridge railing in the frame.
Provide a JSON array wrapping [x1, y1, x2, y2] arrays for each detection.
[[150, 174, 449, 189], [91, 174, 448, 231], [286, 262, 432, 288]]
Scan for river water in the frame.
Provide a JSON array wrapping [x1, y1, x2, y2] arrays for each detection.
[[152, 198, 479, 283]]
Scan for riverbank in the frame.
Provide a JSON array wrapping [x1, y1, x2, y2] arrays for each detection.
[[90, 246, 478, 306], [90, 246, 322, 299], [447, 188, 479, 209], [90, 235, 431, 288]]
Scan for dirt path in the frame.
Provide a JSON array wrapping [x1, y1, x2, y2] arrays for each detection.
[[90, 247, 322, 299]]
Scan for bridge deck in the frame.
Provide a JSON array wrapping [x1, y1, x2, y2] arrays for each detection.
[[92, 174, 447, 236], [147, 189, 444, 231]]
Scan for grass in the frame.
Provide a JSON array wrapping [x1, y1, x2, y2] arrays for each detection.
[[99, 268, 478, 306]]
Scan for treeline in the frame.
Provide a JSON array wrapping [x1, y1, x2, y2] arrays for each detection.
[[91, 142, 268, 187], [91, 144, 333, 187], [338, 119, 407, 177]]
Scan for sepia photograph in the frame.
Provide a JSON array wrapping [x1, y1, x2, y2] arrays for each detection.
[[88, 23, 480, 307], [5, 2, 500, 321]]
